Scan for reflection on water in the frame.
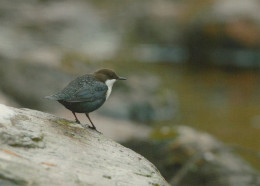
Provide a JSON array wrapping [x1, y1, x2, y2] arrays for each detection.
[[115, 62, 260, 170]]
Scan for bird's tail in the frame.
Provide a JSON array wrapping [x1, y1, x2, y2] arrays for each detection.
[[45, 94, 60, 100]]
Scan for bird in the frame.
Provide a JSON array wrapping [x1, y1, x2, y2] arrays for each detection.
[[45, 69, 126, 132]]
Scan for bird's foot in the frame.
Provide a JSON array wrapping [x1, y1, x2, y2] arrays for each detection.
[[80, 123, 88, 128], [88, 126, 102, 134], [75, 120, 80, 124]]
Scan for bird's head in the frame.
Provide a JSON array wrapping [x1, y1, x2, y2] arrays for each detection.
[[94, 69, 126, 84]]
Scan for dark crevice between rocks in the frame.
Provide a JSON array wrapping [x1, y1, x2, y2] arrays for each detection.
[[134, 172, 152, 178], [102, 175, 112, 179]]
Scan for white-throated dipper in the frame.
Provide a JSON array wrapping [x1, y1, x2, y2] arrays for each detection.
[[45, 69, 126, 132]]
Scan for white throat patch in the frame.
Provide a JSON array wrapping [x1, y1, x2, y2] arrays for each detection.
[[105, 79, 116, 100]]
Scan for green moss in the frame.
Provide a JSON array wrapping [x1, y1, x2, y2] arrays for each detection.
[[9, 143, 40, 148], [56, 119, 72, 125], [31, 135, 44, 142], [149, 183, 160, 186], [14, 115, 30, 121], [63, 131, 75, 138]]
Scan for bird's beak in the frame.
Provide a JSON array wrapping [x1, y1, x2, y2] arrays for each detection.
[[118, 76, 127, 80]]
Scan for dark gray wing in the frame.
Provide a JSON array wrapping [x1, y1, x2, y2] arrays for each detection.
[[46, 75, 108, 102], [63, 81, 108, 103]]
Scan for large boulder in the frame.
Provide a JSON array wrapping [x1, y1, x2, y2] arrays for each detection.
[[0, 104, 169, 186], [124, 126, 260, 186]]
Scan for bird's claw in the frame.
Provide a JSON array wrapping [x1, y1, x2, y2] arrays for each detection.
[[88, 126, 102, 134]]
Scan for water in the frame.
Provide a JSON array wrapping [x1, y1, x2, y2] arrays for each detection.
[[170, 66, 260, 170]]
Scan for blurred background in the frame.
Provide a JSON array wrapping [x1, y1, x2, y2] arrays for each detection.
[[0, 0, 260, 185]]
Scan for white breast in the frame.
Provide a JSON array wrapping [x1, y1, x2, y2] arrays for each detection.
[[105, 79, 116, 100]]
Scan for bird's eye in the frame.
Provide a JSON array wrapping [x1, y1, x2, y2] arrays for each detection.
[[109, 74, 115, 79]]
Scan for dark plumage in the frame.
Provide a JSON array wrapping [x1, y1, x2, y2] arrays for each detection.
[[46, 69, 126, 132]]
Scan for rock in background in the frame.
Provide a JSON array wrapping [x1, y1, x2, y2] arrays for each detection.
[[182, 0, 260, 67], [1, 0, 260, 66], [0, 59, 73, 112], [0, 0, 120, 63], [124, 126, 260, 186]]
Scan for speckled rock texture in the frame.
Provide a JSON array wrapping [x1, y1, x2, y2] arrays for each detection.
[[0, 104, 169, 186]]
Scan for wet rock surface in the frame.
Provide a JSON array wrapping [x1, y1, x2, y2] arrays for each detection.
[[0, 104, 169, 186], [124, 126, 260, 186]]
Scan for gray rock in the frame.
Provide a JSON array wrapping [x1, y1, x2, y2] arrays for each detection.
[[211, 0, 260, 22], [0, 0, 120, 62], [124, 126, 260, 186], [0, 60, 73, 112], [170, 126, 260, 186], [0, 104, 169, 186]]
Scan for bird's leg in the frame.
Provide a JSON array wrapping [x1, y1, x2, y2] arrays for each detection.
[[85, 113, 101, 133], [72, 112, 80, 124], [85, 113, 96, 129]]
